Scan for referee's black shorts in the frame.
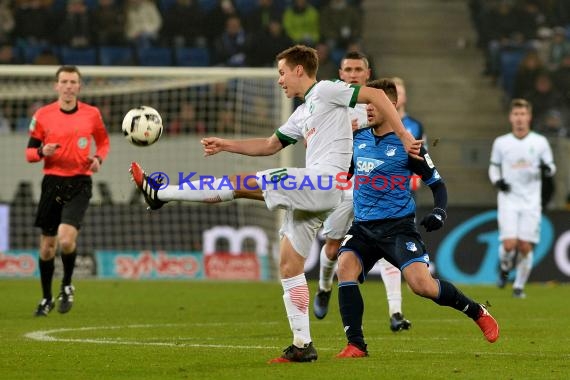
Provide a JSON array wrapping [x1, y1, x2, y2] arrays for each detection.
[[35, 175, 92, 236]]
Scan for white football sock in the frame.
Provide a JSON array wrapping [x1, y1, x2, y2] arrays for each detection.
[[281, 273, 311, 347], [513, 251, 533, 290], [318, 245, 337, 292], [378, 259, 402, 316], [158, 177, 234, 202], [499, 245, 516, 271]]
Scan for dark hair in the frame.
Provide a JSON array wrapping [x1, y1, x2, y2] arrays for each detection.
[[367, 78, 398, 103], [510, 98, 532, 113], [341, 51, 369, 69], [276, 45, 318, 78], [55, 65, 82, 82]]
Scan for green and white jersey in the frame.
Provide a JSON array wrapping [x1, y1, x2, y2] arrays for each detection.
[[276, 80, 360, 175], [351, 103, 368, 130]]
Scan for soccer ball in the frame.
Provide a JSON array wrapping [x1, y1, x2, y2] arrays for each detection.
[[122, 106, 163, 146]]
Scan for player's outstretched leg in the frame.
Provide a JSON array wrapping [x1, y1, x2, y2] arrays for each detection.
[[34, 298, 55, 317], [129, 162, 167, 210], [390, 312, 412, 332]]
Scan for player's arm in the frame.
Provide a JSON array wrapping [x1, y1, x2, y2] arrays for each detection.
[[488, 140, 510, 192], [202, 133, 285, 157], [92, 111, 110, 164], [409, 147, 448, 232], [357, 86, 422, 159], [539, 139, 556, 177]]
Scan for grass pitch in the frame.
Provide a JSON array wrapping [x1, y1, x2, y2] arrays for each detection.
[[1, 279, 569, 379]]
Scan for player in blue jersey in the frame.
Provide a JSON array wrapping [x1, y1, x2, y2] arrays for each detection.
[[334, 78, 499, 358]]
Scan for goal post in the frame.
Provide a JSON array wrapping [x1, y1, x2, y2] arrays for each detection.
[[0, 65, 293, 273]]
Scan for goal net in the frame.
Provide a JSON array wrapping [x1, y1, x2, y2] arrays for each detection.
[[0, 65, 293, 279]]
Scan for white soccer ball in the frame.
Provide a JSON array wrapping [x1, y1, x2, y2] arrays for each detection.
[[122, 106, 163, 146]]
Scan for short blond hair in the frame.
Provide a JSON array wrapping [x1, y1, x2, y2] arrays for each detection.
[[510, 98, 532, 113]]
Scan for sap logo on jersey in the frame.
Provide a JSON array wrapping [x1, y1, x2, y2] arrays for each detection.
[[356, 157, 383, 173]]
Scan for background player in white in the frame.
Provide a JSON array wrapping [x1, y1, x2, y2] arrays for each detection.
[[489, 98, 555, 298], [314, 52, 412, 332], [130, 45, 422, 363]]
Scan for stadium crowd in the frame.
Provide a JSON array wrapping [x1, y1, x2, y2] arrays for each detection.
[[0, 0, 367, 134], [470, 0, 570, 138]]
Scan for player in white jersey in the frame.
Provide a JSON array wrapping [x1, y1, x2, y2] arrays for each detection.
[[130, 45, 422, 363], [314, 52, 412, 332], [489, 98, 555, 298]]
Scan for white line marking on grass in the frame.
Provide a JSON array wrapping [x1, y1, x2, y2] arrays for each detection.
[[24, 324, 282, 350]]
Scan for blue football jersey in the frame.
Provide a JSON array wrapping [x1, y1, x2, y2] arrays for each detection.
[[352, 128, 442, 221]]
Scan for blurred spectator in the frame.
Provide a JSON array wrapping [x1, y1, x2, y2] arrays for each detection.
[[33, 47, 60, 64], [319, 0, 361, 49], [514, 0, 542, 42], [0, 44, 17, 64], [212, 14, 251, 67], [167, 102, 206, 135], [315, 42, 338, 80], [161, 0, 206, 48], [205, 0, 239, 47], [552, 54, 570, 104], [513, 50, 544, 99], [248, 19, 292, 67], [547, 26, 570, 70], [282, 0, 320, 46], [536, 109, 568, 138], [0, 0, 15, 44], [56, 0, 92, 48], [524, 71, 564, 127], [246, 0, 283, 34], [200, 82, 235, 133], [93, 0, 127, 46], [125, 0, 162, 48], [480, 1, 519, 78], [13, 0, 55, 46]]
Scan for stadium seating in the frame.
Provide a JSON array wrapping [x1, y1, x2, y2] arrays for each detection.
[[174, 47, 210, 67], [18, 44, 51, 64], [99, 46, 135, 66], [60, 47, 98, 65], [136, 47, 174, 66]]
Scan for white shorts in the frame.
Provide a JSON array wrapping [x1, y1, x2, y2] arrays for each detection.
[[322, 190, 354, 240], [256, 167, 342, 212], [256, 167, 343, 257], [497, 206, 541, 243]]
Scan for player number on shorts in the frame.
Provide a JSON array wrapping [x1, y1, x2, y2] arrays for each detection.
[[341, 234, 353, 246]]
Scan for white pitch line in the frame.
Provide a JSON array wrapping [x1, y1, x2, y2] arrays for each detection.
[[23, 324, 570, 358]]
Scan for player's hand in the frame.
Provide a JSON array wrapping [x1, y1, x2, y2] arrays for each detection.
[[494, 179, 510, 192], [540, 161, 553, 177], [420, 208, 446, 232], [41, 143, 60, 157], [403, 134, 423, 160], [88, 156, 101, 172], [201, 137, 225, 156]]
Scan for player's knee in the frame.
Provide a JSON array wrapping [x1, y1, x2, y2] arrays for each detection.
[[336, 252, 360, 282], [324, 239, 341, 260], [503, 240, 516, 252], [517, 241, 532, 255]]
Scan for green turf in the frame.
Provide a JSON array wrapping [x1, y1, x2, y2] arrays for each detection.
[[0, 279, 568, 379]]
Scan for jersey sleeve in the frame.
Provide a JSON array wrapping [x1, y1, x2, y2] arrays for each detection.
[[93, 108, 110, 161], [276, 105, 304, 144], [408, 146, 442, 186], [28, 112, 44, 141], [319, 80, 360, 108]]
